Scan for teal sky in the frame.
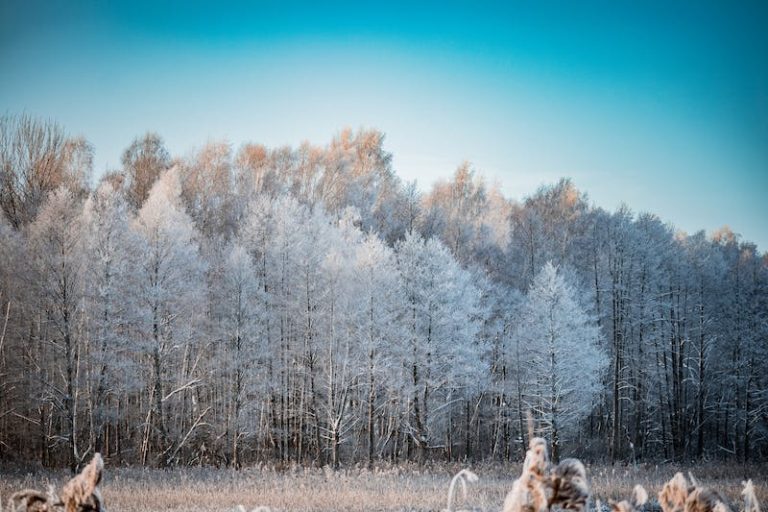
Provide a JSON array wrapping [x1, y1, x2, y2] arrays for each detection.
[[1, 1, 767, 250]]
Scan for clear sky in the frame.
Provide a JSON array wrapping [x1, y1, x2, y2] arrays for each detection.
[[1, 0, 766, 250]]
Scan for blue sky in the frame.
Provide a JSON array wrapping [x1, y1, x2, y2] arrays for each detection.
[[1, 1, 766, 250]]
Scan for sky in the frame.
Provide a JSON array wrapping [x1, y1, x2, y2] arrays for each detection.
[[1, 0, 767, 250]]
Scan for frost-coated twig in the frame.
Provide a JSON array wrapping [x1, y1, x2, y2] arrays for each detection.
[[446, 468, 479, 512], [162, 379, 202, 402], [0, 299, 10, 358], [742, 480, 761, 512], [164, 406, 211, 465]]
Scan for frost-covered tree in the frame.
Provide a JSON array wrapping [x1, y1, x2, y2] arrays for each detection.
[[395, 231, 483, 458], [240, 194, 318, 462], [0, 210, 24, 458], [81, 182, 140, 454], [317, 209, 357, 467], [132, 167, 205, 465], [235, 143, 281, 199], [478, 278, 525, 460], [421, 162, 487, 263], [219, 242, 264, 467], [518, 262, 605, 462], [179, 141, 235, 239], [27, 186, 87, 471], [350, 232, 405, 463]]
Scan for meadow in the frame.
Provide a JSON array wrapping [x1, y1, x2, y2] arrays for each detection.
[[1, 462, 765, 512]]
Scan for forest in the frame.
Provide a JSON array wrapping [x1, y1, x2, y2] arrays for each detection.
[[0, 113, 766, 471]]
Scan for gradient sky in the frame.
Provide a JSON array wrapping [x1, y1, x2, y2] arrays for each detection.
[[1, 1, 767, 250]]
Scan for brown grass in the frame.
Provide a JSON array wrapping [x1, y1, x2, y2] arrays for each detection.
[[1, 462, 765, 512]]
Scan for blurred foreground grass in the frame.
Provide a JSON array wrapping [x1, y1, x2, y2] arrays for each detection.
[[1, 461, 765, 512]]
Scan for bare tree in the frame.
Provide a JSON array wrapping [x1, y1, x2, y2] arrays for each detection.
[[121, 132, 170, 210], [0, 114, 90, 227]]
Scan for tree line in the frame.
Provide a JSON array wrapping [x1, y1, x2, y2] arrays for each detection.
[[0, 113, 766, 470]]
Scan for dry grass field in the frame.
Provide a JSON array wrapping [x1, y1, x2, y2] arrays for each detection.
[[1, 461, 766, 512]]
